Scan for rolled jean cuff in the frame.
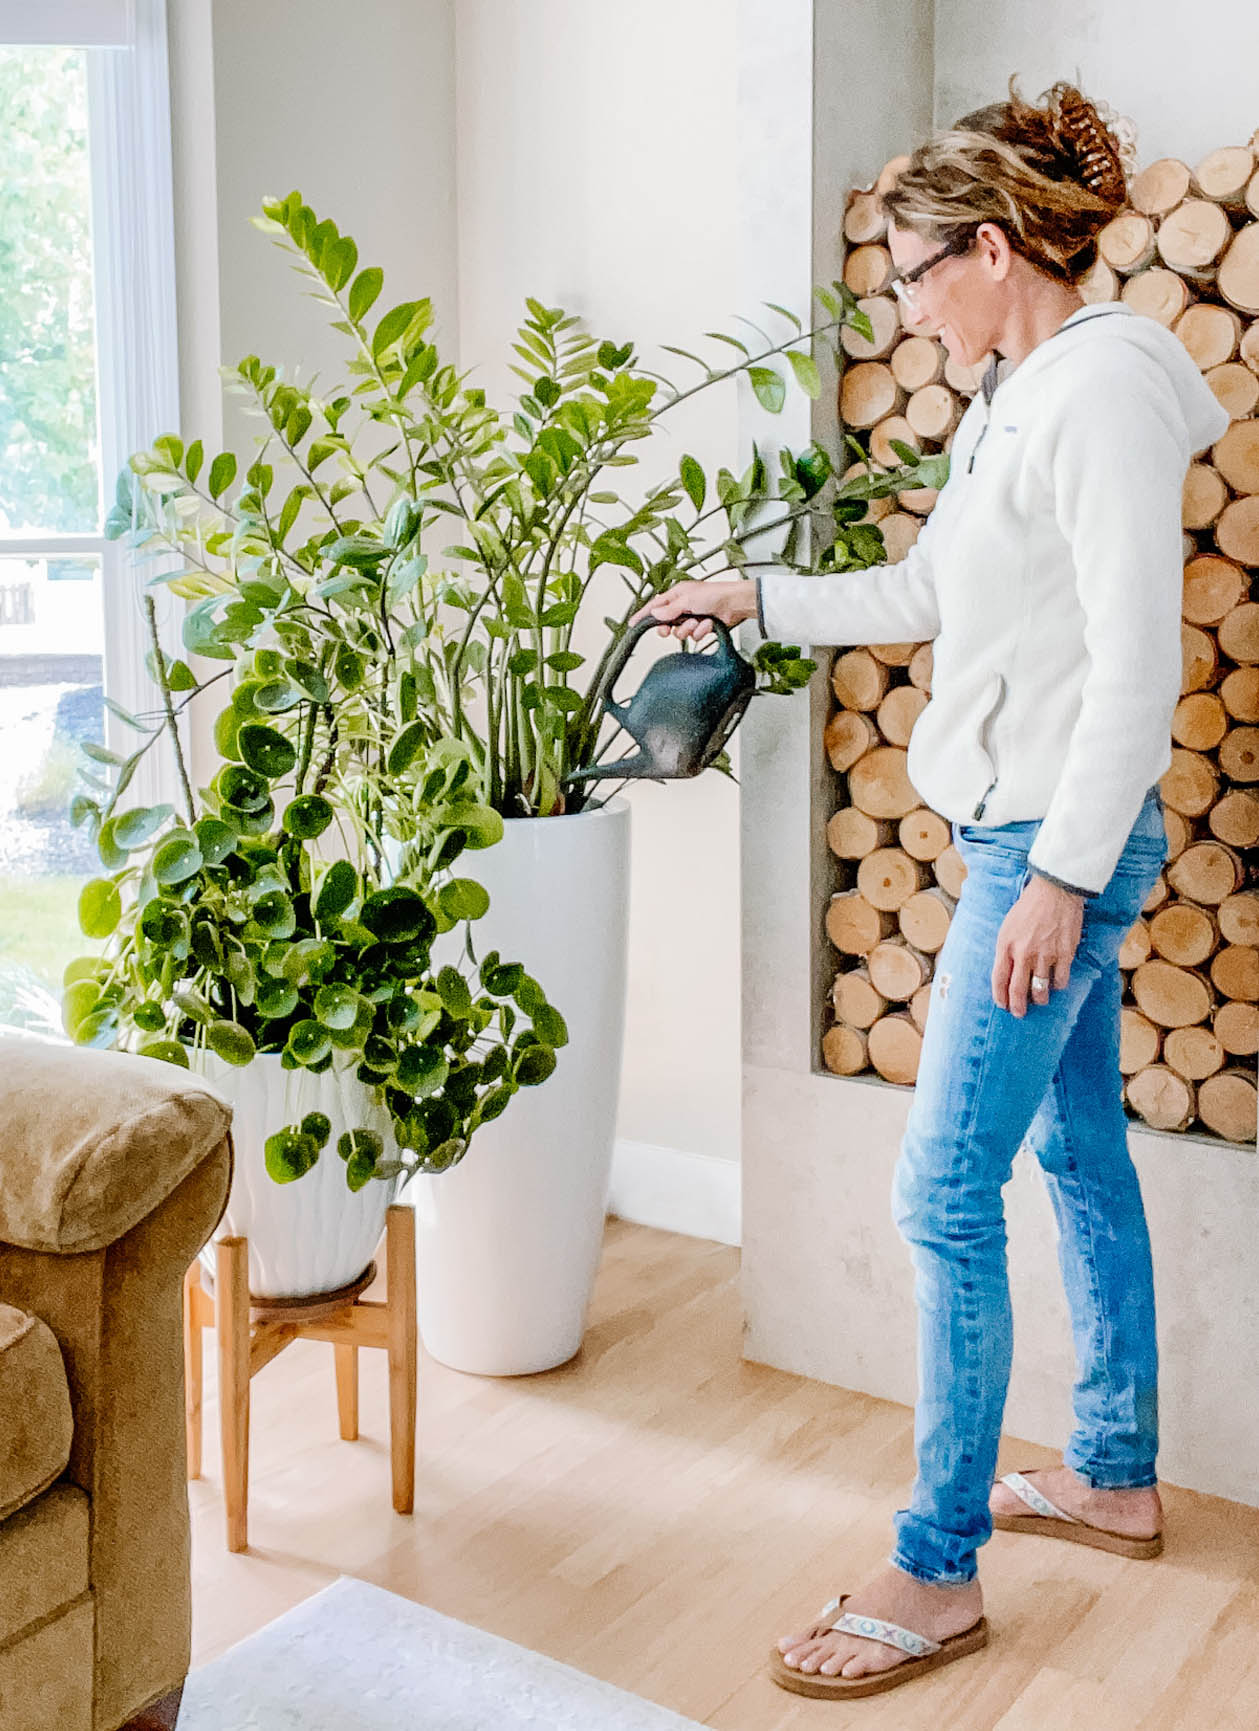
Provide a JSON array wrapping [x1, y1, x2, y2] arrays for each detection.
[[1062, 1455, 1158, 1490], [888, 1550, 977, 1587]]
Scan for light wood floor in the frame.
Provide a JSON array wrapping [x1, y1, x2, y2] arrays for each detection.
[[190, 1216, 1259, 1728]]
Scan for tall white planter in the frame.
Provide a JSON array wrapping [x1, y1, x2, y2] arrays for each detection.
[[192, 1050, 399, 1299], [411, 794, 631, 1374]]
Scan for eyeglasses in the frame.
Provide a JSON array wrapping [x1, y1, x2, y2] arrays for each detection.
[[889, 234, 974, 307]]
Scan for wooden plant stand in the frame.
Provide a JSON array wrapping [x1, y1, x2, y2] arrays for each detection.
[[183, 1203, 417, 1553]]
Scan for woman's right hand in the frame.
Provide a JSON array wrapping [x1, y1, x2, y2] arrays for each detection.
[[627, 578, 758, 642]]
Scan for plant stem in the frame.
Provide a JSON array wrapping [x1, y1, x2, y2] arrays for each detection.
[[144, 595, 196, 825]]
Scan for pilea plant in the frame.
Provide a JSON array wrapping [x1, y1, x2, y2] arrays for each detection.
[[63, 598, 566, 1188]]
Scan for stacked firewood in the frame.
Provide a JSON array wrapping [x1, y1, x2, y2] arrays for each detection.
[[823, 137, 1259, 1146]]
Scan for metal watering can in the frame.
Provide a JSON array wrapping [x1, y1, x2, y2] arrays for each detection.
[[563, 612, 758, 785]]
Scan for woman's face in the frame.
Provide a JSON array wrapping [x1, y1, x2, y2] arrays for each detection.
[[887, 220, 1009, 367]]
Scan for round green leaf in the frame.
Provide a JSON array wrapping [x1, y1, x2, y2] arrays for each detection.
[[254, 680, 303, 714], [63, 955, 106, 988], [531, 1003, 569, 1048], [131, 1002, 166, 1033], [194, 817, 238, 865], [112, 804, 174, 849], [300, 1111, 332, 1147], [473, 1083, 514, 1126], [337, 1127, 383, 1165], [216, 764, 270, 813], [314, 984, 361, 1031], [345, 1149, 376, 1191], [139, 899, 189, 949], [395, 1044, 448, 1096], [360, 887, 433, 945], [95, 818, 128, 872], [286, 1019, 332, 1066], [436, 965, 473, 1018], [334, 644, 365, 691], [283, 795, 334, 840], [256, 977, 299, 1020], [515, 1043, 557, 1086], [437, 877, 490, 923], [207, 1019, 257, 1066], [281, 939, 336, 988], [253, 648, 283, 678], [314, 860, 358, 923], [137, 1038, 190, 1069], [214, 706, 243, 760], [252, 890, 296, 938], [238, 723, 297, 780], [264, 1127, 320, 1183], [79, 878, 122, 939], [153, 834, 204, 886], [63, 979, 101, 1037]]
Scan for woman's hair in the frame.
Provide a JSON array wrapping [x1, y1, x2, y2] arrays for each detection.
[[880, 76, 1136, 282]]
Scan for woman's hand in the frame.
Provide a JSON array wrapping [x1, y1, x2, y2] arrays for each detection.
[[994, 875, 1085, 1016], [627, 579, 758, 642]]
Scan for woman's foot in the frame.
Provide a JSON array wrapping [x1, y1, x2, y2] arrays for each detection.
[[989, 1464, 1163, 1536], [775, 1562, 983, 1680]]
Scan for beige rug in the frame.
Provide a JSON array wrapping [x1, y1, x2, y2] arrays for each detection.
[[180, 1575, 707, 1730]]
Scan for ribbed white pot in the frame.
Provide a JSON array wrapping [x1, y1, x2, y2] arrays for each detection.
[[410, 794, 631, 1374], [191, 1050, 400, 1299]]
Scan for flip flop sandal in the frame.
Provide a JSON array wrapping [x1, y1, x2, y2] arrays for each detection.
[[991, 1469, 1164, 1559], [767, 1592, 989, 1699]]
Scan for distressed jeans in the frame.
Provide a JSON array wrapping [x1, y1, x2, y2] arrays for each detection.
[[888, 783, 1168, 1585]]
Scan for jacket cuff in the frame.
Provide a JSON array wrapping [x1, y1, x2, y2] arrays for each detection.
[[754, 574, 768, 640], [1028, 865, 1099, 899]]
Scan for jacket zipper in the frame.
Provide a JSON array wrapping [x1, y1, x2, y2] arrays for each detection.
[[972, 673, 1006, 820]]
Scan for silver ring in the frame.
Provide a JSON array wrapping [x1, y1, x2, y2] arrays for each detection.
[[1031, 974, 1050, 992]]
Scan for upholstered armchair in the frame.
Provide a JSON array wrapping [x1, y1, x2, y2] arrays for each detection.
[[0, 1036, 232, 1731]]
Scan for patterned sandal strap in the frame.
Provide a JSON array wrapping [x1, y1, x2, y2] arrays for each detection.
[[816, 1598, 941, 1658], [1000, 1470, 1080, 1524]]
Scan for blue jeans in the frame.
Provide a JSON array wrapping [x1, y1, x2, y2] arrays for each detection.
[[887, 784, 1168, 1585]]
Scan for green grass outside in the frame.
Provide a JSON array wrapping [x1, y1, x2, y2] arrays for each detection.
[[0, 872, 97, 1003]]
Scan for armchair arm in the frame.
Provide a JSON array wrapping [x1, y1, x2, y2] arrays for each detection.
[[0, 1036, 231, 1254]]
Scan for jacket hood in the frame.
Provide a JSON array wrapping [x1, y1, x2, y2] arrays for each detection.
[[991, 303, 1231, 457]]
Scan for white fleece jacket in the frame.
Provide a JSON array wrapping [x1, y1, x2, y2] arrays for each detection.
[[755, 303, 1231, 897]]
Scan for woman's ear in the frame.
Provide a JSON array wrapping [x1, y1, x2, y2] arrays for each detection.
[[975, 220, 1015, 280]]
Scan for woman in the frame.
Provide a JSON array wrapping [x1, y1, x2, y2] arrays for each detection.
[[629, 77, 1229, 1701]]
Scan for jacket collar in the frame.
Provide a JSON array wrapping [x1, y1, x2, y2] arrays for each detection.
[[980, 304, 1130, 403]]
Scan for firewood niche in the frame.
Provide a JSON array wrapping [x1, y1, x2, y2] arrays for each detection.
[[822, 137, 1259, 1146]]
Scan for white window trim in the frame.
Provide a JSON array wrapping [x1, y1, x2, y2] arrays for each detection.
[[0, 1, 182, 811], [87, 0, 183, 808]]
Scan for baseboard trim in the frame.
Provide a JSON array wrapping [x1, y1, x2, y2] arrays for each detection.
[[607, 1138, 741, 1247]]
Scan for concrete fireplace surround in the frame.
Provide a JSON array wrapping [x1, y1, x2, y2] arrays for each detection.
[[735, 2, 1259, 1511]]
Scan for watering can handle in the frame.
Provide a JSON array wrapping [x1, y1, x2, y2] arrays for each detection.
[[588, 611, 737, 720]]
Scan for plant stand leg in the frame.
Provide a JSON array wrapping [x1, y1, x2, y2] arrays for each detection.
[[334, 1344, 359, 1440], [183, 1262, 202, 1480], [216, 1236, 251, 1553], [385, 1204, 417, 1515]]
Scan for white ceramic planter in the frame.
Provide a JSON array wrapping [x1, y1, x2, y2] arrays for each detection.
[[410, 793, 631, 1374], [191, 1050, 400, 1299]]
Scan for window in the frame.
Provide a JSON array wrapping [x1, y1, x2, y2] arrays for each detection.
[[0, 1, 178, 1033]]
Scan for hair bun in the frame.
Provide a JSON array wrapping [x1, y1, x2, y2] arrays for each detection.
[[1044, 82, 1131, 205]]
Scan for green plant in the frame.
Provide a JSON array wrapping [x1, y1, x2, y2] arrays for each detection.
[[104, 192, 904, 822], [63, 602, 566, 1188]]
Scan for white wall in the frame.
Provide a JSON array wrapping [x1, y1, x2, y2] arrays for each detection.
[[454, 1, 747, 1171], [933, 0, 1259, 161]]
